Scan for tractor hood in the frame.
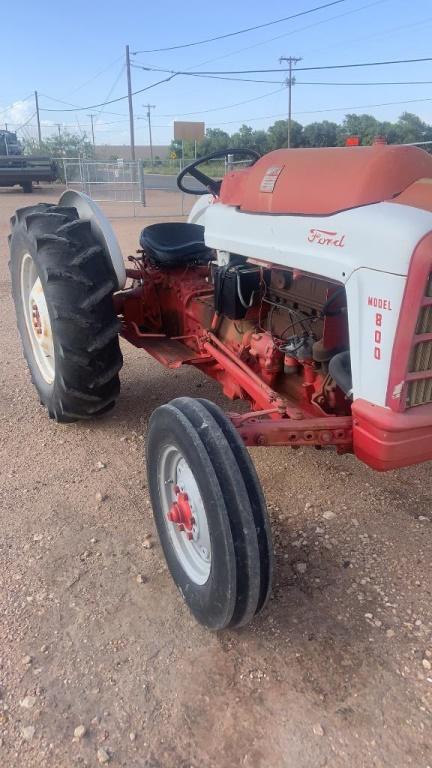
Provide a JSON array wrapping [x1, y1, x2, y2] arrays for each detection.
[[219, 145, 432, 216]]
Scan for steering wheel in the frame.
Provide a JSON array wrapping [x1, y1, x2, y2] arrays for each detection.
[[176, 148, 261, 196]]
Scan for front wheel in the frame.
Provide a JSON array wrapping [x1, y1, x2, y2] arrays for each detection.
[[146, 398, 273, 630]]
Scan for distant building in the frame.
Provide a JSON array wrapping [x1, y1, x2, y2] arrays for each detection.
[[96, 145, 171, 161]]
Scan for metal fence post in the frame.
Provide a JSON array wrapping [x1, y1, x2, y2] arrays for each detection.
[[138, 160, 146, 205]]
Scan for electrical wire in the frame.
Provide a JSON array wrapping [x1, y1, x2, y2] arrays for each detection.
[[132, 0, 347, 53], [15, 112, 37, 132], [206, 96, 432, 126], [297, 80, 432, 86], [158, 87, 286, 118], [66, 55, 123, 96], [94, 63, 126, 127], [0, 94, 34, 117], [138, 56, 432, 78], [145, 0, 388, 75], [39, 51, 432, 115]]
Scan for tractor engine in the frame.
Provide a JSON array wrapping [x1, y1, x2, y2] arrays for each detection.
[[208, 261, 350, 415], [123, 254, 351, 417]]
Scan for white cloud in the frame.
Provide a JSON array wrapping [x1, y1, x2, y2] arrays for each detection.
[[0, 99, 34, 129]]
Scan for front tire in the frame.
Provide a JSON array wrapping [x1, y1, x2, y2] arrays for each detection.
[[146, 398, 273, 630], [9, 203, 123, 422]]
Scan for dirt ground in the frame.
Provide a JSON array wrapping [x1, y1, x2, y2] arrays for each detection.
[[1, 185, 432, 768]]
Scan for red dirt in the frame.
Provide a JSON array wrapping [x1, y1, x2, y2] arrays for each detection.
[[1, 185, 431, 768]]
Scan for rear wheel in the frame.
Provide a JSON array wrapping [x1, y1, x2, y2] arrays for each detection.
[[21, 181, 33, 193], [146, 398, 273, 630], [9, 203, 123, 421]]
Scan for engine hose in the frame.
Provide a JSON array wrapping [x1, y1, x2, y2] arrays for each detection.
[[328, 350, 352, 397]]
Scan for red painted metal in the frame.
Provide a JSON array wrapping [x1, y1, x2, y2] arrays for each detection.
[[230, 412, 352, 449], [168, 486, 195, 540], [352, 398, 432, 470], [386, 231, 432, 412], [218, 145, 432, 216], [203, 333, 304, 418], [118, 254, 353, 451]]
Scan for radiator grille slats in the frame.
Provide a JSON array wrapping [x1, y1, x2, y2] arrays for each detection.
[[408, 378, 432, 407], [407, 272, 432, 408], [416, 304, 432, 334], [409, 340, 432, 372]]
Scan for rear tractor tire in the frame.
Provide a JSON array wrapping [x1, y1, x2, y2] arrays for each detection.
[[146, 397, 274, 630], [9, 202, 123, 422]]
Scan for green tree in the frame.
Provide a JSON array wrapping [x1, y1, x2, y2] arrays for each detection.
[[267, 119, 303, 149], [302, 120, 339, 147], [196, 128, 231, 155], [230, 125, 269, 154], [395, 112, 432, 144], [23, 131, 94, 160], [340, 114, 382, 145]]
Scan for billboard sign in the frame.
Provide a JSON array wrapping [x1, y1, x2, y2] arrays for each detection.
[[174, 121, 205, 142]]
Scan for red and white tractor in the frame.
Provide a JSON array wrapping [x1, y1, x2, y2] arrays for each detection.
[[9, 144, 432, 629]]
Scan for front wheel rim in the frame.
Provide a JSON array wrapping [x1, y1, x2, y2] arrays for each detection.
[[20, 253, 55, 384], [158, 444, 212, 586]]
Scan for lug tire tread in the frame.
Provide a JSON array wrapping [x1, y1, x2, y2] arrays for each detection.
[[9, 203, 123, 422]]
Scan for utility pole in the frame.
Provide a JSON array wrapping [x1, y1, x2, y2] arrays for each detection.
[[34, 91, 42, 147], [56, 123, 62, 139], [126, 44, 136, 161], [87, 113, 96, 147], [143, 104, 155, 167], [279, 56, 301, 148]]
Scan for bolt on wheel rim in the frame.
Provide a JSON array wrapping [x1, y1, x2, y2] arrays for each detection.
[[158, 444, 212, 585], [20, 253, 55, 384]]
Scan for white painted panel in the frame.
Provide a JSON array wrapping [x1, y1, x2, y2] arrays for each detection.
[[204, 201, 432, 281], [345, 269, 406, 406]]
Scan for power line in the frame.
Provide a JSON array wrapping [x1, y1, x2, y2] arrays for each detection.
[[297, 79, 432, 85], [138, 56, 432, 77], [32, 55, 432, 116], [143, 0, 388, 75], [67, 55, 123, 97], [40, 93, 141, 119], [207, 96, 432, 126], [38, 74, 176, 112], [18, 90, 432, 135], [0, 93, 33, 117], [132, 0, 347, 53], [15, 112, 37, 132], [158, 87, 286, 117], [93, 63, 126, 125], [40, 71, 285, 114], [132, 67, 285, 84]]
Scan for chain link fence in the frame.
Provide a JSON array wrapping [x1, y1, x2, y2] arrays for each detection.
[[61, 155, 255, 218], [62, 159, 145, 204]]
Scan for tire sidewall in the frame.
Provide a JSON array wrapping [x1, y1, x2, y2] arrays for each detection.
[[147, 406, 237, 630], [10, 226, 57, 403]]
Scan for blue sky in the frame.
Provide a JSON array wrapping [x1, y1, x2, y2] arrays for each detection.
[[2, 0, 432, 146]]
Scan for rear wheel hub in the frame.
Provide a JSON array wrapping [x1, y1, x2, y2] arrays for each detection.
[[20, 253, 55, 384]]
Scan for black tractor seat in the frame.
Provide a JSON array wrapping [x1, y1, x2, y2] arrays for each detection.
[[139, 222, 214, 267]]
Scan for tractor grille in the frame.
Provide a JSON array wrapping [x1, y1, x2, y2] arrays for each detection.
[[407, 272, 432, 407]]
